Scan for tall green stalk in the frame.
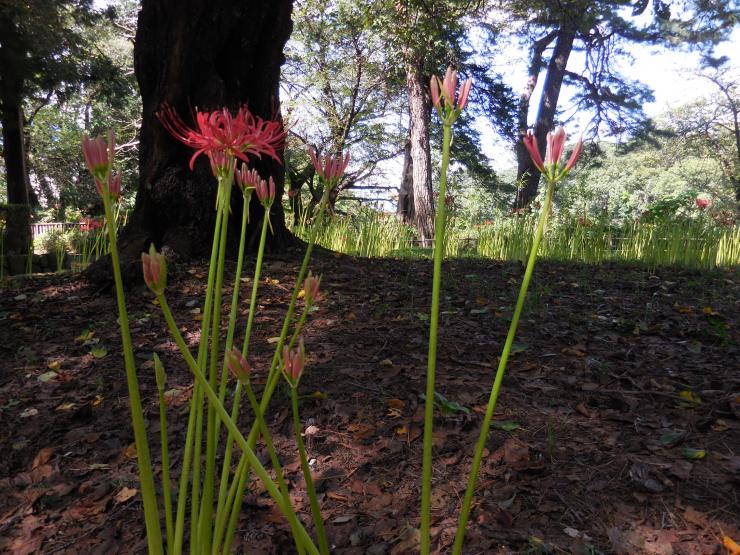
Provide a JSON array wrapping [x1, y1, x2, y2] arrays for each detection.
[[102, 193, 163, 555], [420, 122, 452, 554], [156, 295, 320, 555], [291, 386, 330, 555], [452, 179, 556, 554]]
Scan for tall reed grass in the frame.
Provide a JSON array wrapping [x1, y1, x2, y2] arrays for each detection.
[[290, 206, 739, 269]]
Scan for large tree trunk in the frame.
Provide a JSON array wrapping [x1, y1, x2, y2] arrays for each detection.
[[0, 9, 32, 258], [1, 101, 32, 256], [406, 59, 434, 245], [396, 136, 415, 224], [514, 26, 576, 209], [88, 0, 294, 283]]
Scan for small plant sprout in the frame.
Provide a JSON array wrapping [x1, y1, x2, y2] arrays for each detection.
[[452, 127, 583, 554], [420, 66, 472, 555]]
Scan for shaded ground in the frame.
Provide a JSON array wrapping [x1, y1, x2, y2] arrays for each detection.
[[1, 251, 738, 554]]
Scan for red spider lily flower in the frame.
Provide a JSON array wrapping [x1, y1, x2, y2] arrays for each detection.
[[157, 105, 286, 170], [288, 188, 299, 199], [282, 338, 305, 386], [308, 147, 350, 188], [303, 271, 321, 306], [430, 67, 473, 122], [695, 198, 710, 209], [235, 163, 261, 191], [255, 176, 276, 206], [82, 131, 115, 182], [141, 244, 167, 294], [226, 347, 251, 384]]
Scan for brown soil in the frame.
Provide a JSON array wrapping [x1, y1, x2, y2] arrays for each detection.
[[1, 251, 738, 554]]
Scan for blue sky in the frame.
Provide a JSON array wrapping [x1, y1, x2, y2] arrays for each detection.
[[477, 26, 740, 169]]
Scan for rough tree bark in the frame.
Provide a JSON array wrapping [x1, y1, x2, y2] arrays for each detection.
[[396, 136, 415, 224], [514, 25, 576, 209], [406, 59, 435, 245], [87, 0, 295, 283], [0, 11, 32, 257]]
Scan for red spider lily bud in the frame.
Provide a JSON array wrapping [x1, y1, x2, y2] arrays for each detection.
[[82, 130, 116, 183], [545, 127, 567, 167], [235, 163, 261, 191], [303, 271, 321, 306], [153, 353, 166, 392], [141, 244, 167, 294], [255, 176, 276, 206], [430, 75, 443, 118], [457, 78, 473, 112], [208, 151, 234, 178], [308, 147, 350, 189], [288, 188, 299, 199], [282, 338, 306, 386], [523, 131, 545, 173], [562, 135, 584, 175], [108, 172, 121, 199], [430, 67, 473, 123], [226, 347, 251, 384]]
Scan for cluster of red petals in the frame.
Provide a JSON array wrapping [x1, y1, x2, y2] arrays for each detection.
[[430, 67, 473, 119], [695, 198, 710, 209], [80, 218, 103, 232], [308, 147, 350, 185], [158, 105, 286, 170]]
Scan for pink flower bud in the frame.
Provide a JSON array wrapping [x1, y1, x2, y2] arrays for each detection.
[[308, 147, 350, 188], [282, 338, 305, 386], [226, 347, 251, 384], [695, 198, 710, 209], [562, 135, 584, 174], [442, 67, 457, 108], [82, 131, 116, 184], [108, 172, 121, 199], [457, 78, 473, 111], [141, 244, 167, 294], [545, 127, 567, 167], [430, 75, 441, 110], [303, 272, 321, 305], [523, 131, 545, 173], [256, 176, 276, 205]]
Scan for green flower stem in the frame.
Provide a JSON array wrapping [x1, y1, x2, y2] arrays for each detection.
[[420, 122, 452, 554], [190, 203, 225, 552], [214, 206, 270, 531], [291, 386, 329, 555], [156, 378, 174, 554], [452, 179, 556, 555], [172, 395, 197, 555], [156, 295, 320, 555], [219, 297, 311, 541], [242, 208, 271, 356], [212, 382, 302, 555], [216, 193, 251, 405], [199, 177, 233, 552], [221, 191, 331, 554], [102, 193, 163, 555]]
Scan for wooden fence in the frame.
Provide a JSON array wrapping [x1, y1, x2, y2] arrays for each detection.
[[31, 222, 83, 237]]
